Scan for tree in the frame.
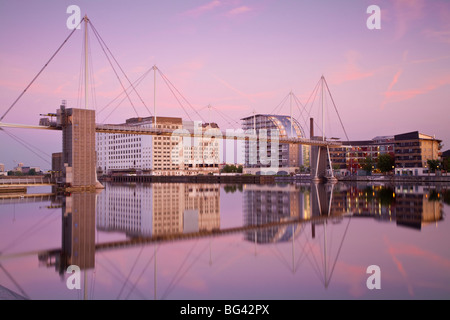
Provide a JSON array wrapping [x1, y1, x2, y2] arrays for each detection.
[[221, 164, 241, 173], [427, 159, 440, 173], [377, 153, 395, 173], [28, 168, 36, 176], [362, 156, 374, 174], [442, 157, 450, 173]]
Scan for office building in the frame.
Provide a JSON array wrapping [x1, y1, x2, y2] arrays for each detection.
[[96, 117, 220, 176]]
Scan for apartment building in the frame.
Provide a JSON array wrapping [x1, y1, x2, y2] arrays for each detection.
[[394, 131, 441, 176]]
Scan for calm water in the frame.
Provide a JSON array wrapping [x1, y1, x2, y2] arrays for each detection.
[[0, 182, 449, 300]]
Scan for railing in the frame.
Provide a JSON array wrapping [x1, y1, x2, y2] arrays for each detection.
[[95, 124, 343, 147], [0, 177, 52, 185]]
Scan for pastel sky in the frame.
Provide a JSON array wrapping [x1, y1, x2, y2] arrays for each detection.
[[1, 0, 449, 170]]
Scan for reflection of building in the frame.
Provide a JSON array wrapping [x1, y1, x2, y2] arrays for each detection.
[[183, 184, 221, 233], [346, 184, 443, 230], [152, 183, 220, 236], [96, 184, 153, 237], [39, 192, 97, 275], [394, 185, 443, 230], [61, 193, 96, 270], [241, 114, 308, 174], [96, 183, 220, 237], [243, 184, 305, 243], [243, 183, 443, 242]]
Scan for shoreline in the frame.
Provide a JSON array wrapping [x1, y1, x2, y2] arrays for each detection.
[[99, 173, 450, 185]]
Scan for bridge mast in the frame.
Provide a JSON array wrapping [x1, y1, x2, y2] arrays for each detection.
[[84, 15, 89, 110], [153, 65, 157, 129], [290, 90, 293, 137]]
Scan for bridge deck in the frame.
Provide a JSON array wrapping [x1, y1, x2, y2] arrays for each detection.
[[0, 121, 343, 147]]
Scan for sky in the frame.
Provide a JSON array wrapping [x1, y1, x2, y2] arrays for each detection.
[[0, 0, 449, 171]]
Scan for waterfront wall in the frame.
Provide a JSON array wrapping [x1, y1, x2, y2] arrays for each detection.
[[105, 174, 275, 184], [338, 175, 450, 184], [101, 173, 450, 185]]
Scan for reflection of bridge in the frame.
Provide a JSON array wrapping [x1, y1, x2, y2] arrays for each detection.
[[0, 177, 54, 187], [0, 193, 55, 204], [0, 183, 342, 263], [0, 182, 445, 299]]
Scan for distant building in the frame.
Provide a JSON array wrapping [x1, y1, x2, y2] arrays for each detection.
[[328, 131, 442, 176], [394, 131, 441, 176], [329, 135, 395, 175], [96, 116, 184, 175], [442, 150, 450, 158], [240, 114, 309, 175], [51, 152, 63, 183], [0, 163, 4, 172], [96, 117, 220, 176], [182, 121, 220, 175]]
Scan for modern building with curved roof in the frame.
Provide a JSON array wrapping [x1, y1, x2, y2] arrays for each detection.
[[241, 114, 309, 174]]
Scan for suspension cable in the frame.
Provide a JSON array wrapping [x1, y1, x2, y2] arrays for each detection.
[[212, 106, 241, 129], [322, 77, 349, 141], [0, 19, 83, 121], [99, 66, 154, 122], [0, 129, 51, 165], [88, 22, 139, 117], [89, 21, 153, 117], [156, 69, 193, 121], [157, 68, 206, 122]]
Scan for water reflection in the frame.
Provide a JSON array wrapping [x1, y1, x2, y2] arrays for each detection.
[[0, 182, 448, 299], [96, 183, 221, 237], [41, 183, 444, 272]]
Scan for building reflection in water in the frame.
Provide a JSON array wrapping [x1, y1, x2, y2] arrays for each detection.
[[29, 182, 447, 298], [38, 192, 97, 277], [243, 184, 309, 244], [96, 183, 220, 237], [38, 182, 444, 279], [344, 184, 443, 230], [242, 183, 444, 245]]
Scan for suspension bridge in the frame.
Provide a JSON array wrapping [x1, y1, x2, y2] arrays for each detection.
[[0, 15, 349, 188]]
